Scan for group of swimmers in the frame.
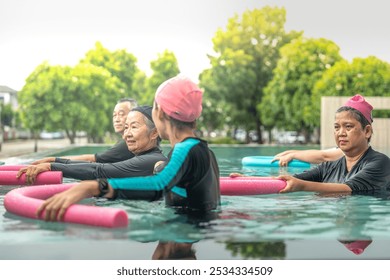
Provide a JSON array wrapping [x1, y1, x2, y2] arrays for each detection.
[[14, 75, 390, 222]]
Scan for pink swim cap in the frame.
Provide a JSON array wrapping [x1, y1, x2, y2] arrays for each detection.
[[343, 94, 373, 123], [155, 75, 202, 122], [339, 240, 373, 255]]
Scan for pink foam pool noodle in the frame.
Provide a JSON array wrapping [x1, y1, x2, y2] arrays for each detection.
[[4, 183, 129, 228], [0, 165, 28, 171], [0, 170, 63, 185], [220, 176, 286, 195]]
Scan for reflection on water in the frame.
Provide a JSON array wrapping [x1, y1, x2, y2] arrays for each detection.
[[338, 240, 372, 255], [152, 241, 197, 260], [1, 145, 390, 259], [226, 241, 286, 259]]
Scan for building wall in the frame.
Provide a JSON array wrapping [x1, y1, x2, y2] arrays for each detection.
[[321, 96, 390, 149], [0, 86, 18, 109]]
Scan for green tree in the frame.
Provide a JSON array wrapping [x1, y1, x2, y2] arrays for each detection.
[[198, 68, 233, 137], [18, 62, 123, 148], [81, 41, 140, 97], [0, 103, 14, 127], [131, 70, 148, 104], [312, 56, 390, 124], [69, 63, 125, 143], [141, 50, 180, 105], [260, 37, 342, 142], [18, 62, 71, 150], [204, 6, 301, 143]]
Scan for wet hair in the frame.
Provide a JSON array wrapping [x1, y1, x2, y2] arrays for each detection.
[[336, 106, 373, 142], [168, 117, 196, 130], [117, 98, 138, 108]]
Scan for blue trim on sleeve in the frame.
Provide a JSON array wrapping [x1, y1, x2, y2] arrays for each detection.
[[108, 138, 200, 191], [171, 186, 188, 198]]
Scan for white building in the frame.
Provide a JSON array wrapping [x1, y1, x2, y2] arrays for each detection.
[[0, 85, 18, 109]]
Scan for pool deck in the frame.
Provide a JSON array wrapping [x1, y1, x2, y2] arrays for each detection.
[[0, 138, 88, 160]]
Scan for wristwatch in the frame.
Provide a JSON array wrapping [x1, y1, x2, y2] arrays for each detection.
[[97, 179, 110, 197]]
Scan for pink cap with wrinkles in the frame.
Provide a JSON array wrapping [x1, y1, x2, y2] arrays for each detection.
[[155, 75, 202, 122], [343, 94, 373, 123]]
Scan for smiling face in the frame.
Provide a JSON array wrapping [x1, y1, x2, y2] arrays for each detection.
[[112, 101, 132, 134], [333, 111, 372, 155], [123, 111, 158, 155]]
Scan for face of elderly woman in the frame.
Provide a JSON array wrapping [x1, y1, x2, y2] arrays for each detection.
[[333, 111, 372, 154], [123, 111, 158, 155]]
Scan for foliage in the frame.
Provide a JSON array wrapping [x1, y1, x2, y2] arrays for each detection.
[[198, 68, 232, 135], [0, 103, 14, 127], [81, 41, 139, 97], [201, 6, 302, 143], [260, 37, 343, 138], [18, 62, 68, 136], [69, 63, 124, 142], [311, 56, 390, 125], [141, 50, 180, 105], [18, 61, 123, 143]]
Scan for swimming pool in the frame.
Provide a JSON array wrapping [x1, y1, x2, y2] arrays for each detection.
[[1, 145, 390, 260]]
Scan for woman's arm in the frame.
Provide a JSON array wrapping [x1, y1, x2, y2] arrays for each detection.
[[278, 175, 352, 193], [36, 180, 115, 221], [272, 148, 343, 166]]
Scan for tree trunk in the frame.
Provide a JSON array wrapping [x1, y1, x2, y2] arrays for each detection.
[[256, 118, 262, 144], [33, 133, 38, 153]]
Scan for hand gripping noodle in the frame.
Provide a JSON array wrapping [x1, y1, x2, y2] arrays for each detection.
[[4, 183, 129, 228], [242, 156, 310, 168], [220, 176, 286, 195], [0, 171, 63, 185]]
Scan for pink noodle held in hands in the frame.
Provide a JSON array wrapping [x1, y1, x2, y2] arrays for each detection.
[[0, 170, 63, 185]]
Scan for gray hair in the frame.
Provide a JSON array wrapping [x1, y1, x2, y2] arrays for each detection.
[[117, 98, 138, 108]]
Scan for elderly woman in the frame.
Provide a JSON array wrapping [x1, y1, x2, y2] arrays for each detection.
[[279, 94, 390, 193], [37, 75, 220, 222], [17, 105, 166, 185]]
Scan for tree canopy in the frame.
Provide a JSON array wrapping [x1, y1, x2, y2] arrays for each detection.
[[141, 50, 180, 106], [200, 6, 302, 142], [311, 56, 390, 123], [15, 8, 390, 146], [81, 41, 139, 96], [18, 61, 124, 144], [260, 37, 343, 141]]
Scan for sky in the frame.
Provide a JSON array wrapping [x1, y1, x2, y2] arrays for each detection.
[[1, 0, 390, 91]]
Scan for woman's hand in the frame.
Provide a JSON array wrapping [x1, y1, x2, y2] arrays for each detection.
[[16, 163, 51, 185], [229, 173, 247, 178], [277, 175, 304, 193], [36, 181, 99, 222], [271, 150, 296, 167]]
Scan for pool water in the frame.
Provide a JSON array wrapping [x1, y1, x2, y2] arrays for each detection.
[[1, 145, 390, 260]]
